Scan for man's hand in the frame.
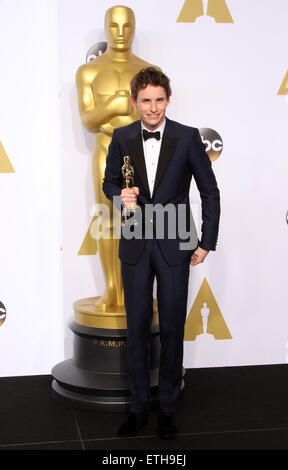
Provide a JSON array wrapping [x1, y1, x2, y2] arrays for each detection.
[[121, 187, 139, 209], [190, 247, 209, 266]]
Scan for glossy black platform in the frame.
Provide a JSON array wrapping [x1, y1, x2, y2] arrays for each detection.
[[51, 321, 161, 411], [1, 364, 288, 450]]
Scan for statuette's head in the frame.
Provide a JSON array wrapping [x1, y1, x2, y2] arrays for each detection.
[[105, 5, 135, 50]]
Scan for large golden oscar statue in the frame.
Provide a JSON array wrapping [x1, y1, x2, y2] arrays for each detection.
[[73, 5, 160, 329], [52, 6, 161, 411]]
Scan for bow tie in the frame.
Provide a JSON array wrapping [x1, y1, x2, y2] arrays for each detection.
[[143, 129, 161, 141]]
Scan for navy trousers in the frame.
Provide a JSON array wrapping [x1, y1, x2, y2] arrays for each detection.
[[121, 239, 190, 414]]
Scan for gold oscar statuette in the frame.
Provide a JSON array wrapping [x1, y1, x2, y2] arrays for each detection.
[[74, 5, 160, 328], [122, 155, 135, 189], [121, 155, 140, 226]]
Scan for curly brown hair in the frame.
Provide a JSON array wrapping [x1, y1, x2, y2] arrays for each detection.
[[130, 67, 172, 101]]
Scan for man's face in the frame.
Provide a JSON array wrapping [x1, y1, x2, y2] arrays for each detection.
[[131, 85, 170, 130]]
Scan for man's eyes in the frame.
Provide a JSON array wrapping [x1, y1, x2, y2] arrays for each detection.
[[142, 99, 165, 103]]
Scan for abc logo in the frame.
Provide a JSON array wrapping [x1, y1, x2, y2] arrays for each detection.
[[199, 128, 223, 162], [86, 42, 108, 63], [0, 301, 6, 327]]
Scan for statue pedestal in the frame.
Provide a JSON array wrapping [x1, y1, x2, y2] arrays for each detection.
[[51, 297, 160, 412]]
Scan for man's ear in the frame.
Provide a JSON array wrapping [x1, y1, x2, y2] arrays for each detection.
[[131, 95, 137, 108]]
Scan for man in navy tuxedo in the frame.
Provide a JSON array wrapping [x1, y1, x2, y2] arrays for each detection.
[[103, 67, 220, 439]]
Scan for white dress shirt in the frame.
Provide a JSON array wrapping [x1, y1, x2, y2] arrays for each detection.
[[141, 119, 166, 196]]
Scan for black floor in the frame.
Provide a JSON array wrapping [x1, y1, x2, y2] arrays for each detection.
[[1, 364, 288, 452]]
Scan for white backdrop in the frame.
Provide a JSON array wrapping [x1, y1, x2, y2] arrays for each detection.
[[0, 0, 63, 375], [0, 0, 287, 376]]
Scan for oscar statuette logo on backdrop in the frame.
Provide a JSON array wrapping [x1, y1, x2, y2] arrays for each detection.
[[184, 278, 232, 342], [277, 70, 288, 95], [177, 0, 234, 23], [0, 141, 15, 173]]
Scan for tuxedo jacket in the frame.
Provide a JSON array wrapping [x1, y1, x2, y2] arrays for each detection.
[[102, 117, 220, 266]]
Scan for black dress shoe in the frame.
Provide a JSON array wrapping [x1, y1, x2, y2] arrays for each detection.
[[118, 412, 149, 438], [157, 413, 177, 439]]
